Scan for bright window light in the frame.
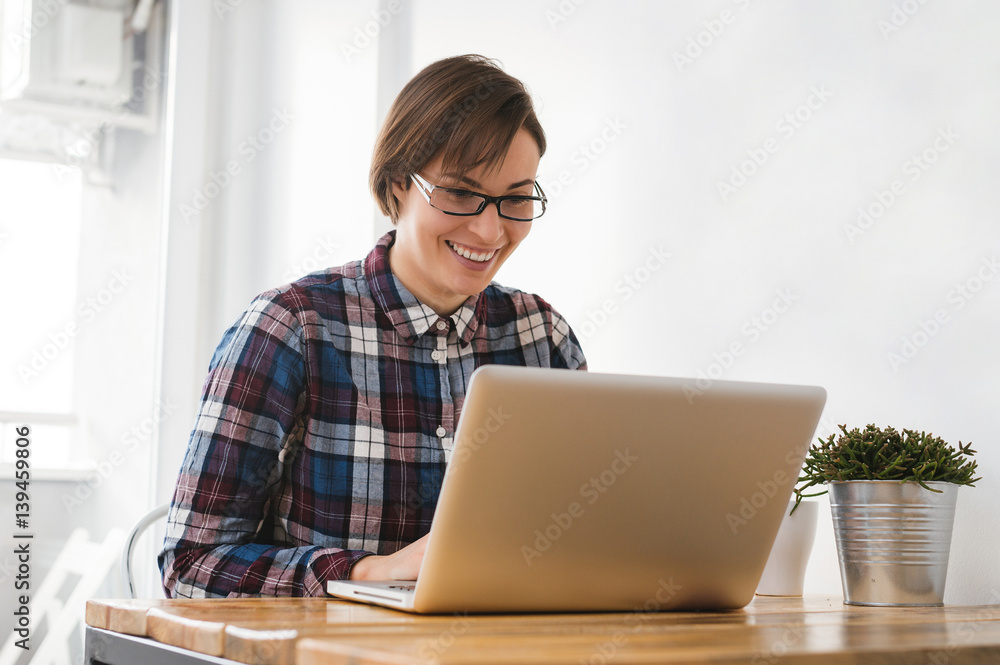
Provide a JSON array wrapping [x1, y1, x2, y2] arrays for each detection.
[[0, 157, 82, 468]]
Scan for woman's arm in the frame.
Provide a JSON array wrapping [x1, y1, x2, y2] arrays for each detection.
[[548, 302, 588, 371], [348, 534, 428, 581], [158, 294, 370, 597]]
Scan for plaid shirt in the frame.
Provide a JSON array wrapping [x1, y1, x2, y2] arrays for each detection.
[[159, 231, 587, 597]]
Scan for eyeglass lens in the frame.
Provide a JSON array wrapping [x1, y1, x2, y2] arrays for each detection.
[[429, 189, 543, 220]]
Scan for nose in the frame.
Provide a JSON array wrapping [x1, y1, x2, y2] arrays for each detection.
[[466, 202, 505, 244]]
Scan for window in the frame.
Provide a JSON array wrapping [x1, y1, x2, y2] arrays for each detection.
[[0, 157, 82, 469]]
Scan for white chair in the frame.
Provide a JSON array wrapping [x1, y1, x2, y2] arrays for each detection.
[[0, 527, 123, 665], [119, 504, 171, 599]]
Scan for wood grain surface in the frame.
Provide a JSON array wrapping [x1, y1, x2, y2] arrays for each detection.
[[85, 595, 1000, 665]]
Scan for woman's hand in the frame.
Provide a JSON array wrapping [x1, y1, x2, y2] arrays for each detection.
[[349, 534, 429, 581]]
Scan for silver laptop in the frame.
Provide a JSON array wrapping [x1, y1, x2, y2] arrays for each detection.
[[327, 365, 826, 614]]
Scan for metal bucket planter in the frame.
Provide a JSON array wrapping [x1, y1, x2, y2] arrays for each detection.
[[830, 480, 959, 606]]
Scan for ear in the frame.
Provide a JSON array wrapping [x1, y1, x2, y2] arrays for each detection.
[[389, 177, 409, 220], [390, 177, 408, 202]]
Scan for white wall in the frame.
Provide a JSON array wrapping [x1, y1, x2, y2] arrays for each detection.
[[154, 0, 383, 499], [402, 0, 1000, 603], [149, 0, 999, 603]]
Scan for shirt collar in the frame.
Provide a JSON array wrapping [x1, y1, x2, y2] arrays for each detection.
[[364, 230, 483, 346]]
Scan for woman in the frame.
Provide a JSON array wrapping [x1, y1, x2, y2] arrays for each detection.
[[159, 54, 587, 598]]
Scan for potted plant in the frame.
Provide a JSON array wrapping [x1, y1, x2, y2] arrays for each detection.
[[792, 424, 979, 606], [756, 497, 818, 597]]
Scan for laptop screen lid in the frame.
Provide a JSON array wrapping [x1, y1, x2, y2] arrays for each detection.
[[329, 366, 826, 613], [406, 365, 826, 614]]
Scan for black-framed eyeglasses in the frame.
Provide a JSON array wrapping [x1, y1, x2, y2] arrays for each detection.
[[410, 172, 547, 221]]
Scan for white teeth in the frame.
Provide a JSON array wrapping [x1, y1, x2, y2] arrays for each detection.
[[448, 241, 496, 263]]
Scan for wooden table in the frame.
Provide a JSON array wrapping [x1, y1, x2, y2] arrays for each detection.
[[84, 595, 1000, 665]]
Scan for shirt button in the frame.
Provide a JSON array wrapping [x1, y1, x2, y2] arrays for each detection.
[[436, 426, 447, 437], [431, 350, 444, 361], [436, 320, 447, 330]]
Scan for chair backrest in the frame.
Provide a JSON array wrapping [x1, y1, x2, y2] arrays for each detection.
[[0, 527, 123, 665], [120, 504, 171, 598]]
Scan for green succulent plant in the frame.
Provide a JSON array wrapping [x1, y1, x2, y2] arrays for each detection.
[[791, 424, 979, 513]]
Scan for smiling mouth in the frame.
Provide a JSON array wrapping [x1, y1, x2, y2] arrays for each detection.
[[446, 240, 497, 263]]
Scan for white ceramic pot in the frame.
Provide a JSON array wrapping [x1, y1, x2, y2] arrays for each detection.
[[756, 499, 818, 596]]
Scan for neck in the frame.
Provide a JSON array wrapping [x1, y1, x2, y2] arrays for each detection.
[[387, 244, 465, 317]]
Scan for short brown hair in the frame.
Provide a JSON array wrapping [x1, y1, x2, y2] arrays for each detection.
[[369, 54, 546, 223]]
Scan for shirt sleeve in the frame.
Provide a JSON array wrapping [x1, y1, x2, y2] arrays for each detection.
[[547, 303, 588, 371], [158, 294, 370, 597]]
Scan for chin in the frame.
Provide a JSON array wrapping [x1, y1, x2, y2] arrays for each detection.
[[452, 275, 493, 296]]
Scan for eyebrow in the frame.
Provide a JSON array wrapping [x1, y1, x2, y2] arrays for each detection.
[[454, 176, 535, 192]]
